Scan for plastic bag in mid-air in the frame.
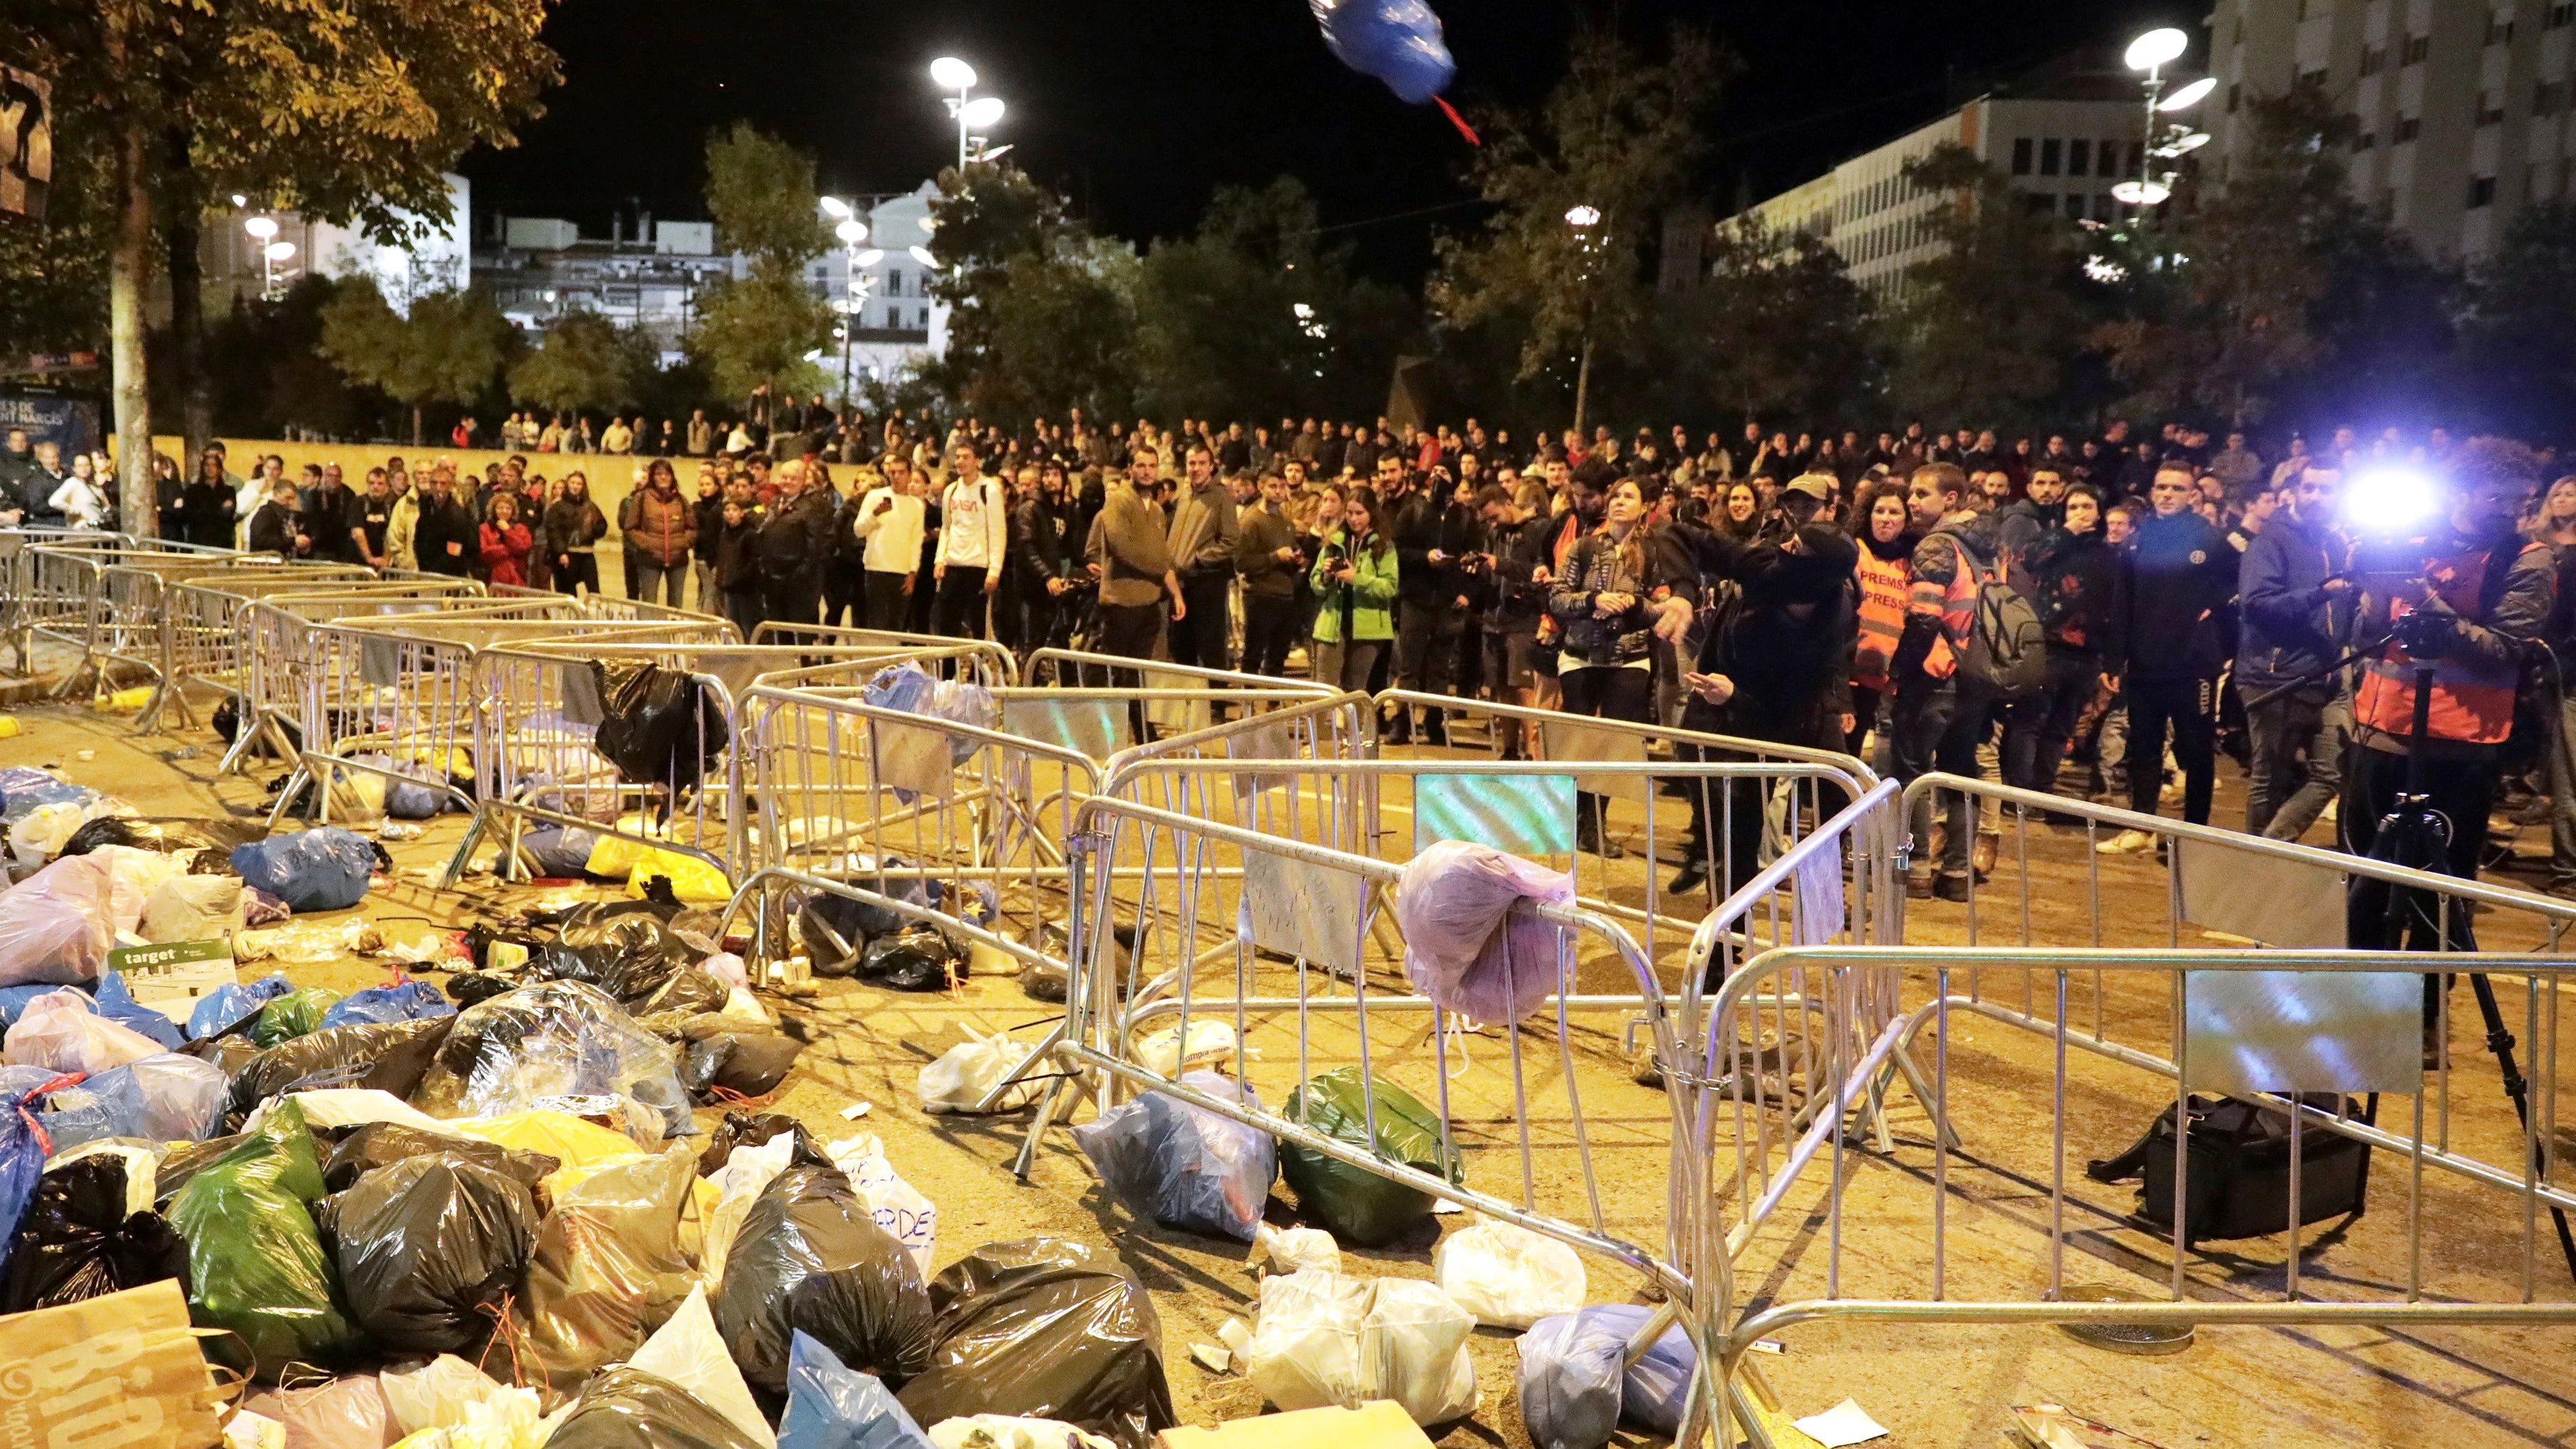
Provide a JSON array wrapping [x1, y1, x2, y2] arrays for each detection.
[[895, 1238, 1174, 1448], [320, 1154, 539, 1353], [410, 980, 688, 1139], [1278, 1067, 1462, 1246], [0, 1150, 189, 1312], [715, 1165, 937, 1394], [230, 827, 380, 913], [1310, 0, 1456, 104], [1433, 1219, 1587, 1329], [1396, 838, 1574, 1022], [164, 1097, 362, 1380], [781, 1331, 937, 1449], [1071, 1070, 1274, 1243], [1243, 1269, 1477, 1426], [1516, 1303, 1698, 1449]]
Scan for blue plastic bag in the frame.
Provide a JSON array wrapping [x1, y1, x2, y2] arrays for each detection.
[[188, 974, 294, 1041], [780, 1332, 934, 1449], [1311, 0, 1455, 104], [321, 980, 455, 1031], [1516, 1305, 1699, 1449], [0, 1065, 70, 1275], [0, 984, 56, 1026], [349, 754, 445, 819], [230, 828, 377, 913], [99, 1053, 228, 1142], [93, 972, 185, 1051], [518, 825, 600, 878], [1071, 1070, 1275, 1242], [0, 772, 97, 823], [33, 1068, 145, 1151]]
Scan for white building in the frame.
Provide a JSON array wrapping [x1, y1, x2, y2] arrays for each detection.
[[2205, 0, 2573, 261], [198, 173, 472, 312], [1744, 53, 2173, 295]]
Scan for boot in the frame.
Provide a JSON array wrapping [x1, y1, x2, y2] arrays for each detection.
[[1422, 708, 1448, 747], [1382, 710, 1412, 746]]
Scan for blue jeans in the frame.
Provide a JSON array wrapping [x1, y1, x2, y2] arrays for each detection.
[[1892, 676, 1993, 880], [634, 560, 684, 608]]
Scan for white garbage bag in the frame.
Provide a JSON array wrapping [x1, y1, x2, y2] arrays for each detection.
[[917, 1026, 1039, 1114], [3, 988, 165, 1074], [1434, 1220, 1589, 1329], [629, 1285, 776, 1449], [9, 799, 121, 870], [1243, 1270, 1478, 1426], [1249, 1222, 1342, 1277], [141, 873, 246, 943], [380, 1353, 544, 1440], [826, 1131, 938, 1276]]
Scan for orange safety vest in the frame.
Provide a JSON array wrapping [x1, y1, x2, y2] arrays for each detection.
[[2353, 544, 2527, 746], [1852, 548, 1910, 690]]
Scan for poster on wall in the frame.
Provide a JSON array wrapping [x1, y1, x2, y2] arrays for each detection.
[[0, 65, 52, 221], [0, 387, 103, 459]]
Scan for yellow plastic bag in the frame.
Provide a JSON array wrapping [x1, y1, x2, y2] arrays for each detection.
[[94, 685, 153, 712], [453, 1110, 646, 1176], [621, 846, 730, 904], [581, 834, 644, 881]]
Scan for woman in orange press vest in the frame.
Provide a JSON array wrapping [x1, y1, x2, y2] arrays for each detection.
[[1846, 480, 1919, 761]]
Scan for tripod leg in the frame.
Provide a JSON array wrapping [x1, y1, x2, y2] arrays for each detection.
[[2466, 971, 2576, 1285]]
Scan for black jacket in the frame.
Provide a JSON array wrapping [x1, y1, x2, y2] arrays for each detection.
[[1391, 493, 1481, 605], [2121, 511, 2236, 679], [2236, 509, 2351, 686], [755, 485, 837, 586], [2027, 526, 2126, 663], [414, 498, 476, 576], [1486, 514, 1556, 629], [246, 501, 307, 557], [1686, 534, 1857, 750], [1014, 495, 1078, 593], [175, 480, 238, 549], [301, 485, 363, 562]]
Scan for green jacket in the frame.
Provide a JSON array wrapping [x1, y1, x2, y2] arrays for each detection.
[[1308, 528, 1398, 642]]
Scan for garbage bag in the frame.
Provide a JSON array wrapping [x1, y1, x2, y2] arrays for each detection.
[[781, 1331, 936, 1449], [0, 1069, 65, 1276], [1433, 1219, 1587, 1329], [544, 1365, 765, 1449], [323, 1121, 558, 1195], [590, 661, 730, 795], [102, 1052, 228, 1142], [0, 769, 92, 820], [1396, 839, 1574, 1022], [517, 824, 600, 879], [322, 980, 456, 1032], [1243, 1270, 1476, 1426], [1278, 1067, 1462, 1247], [684, 1033, 805, 1099], [60, 816, 264, 860], [220, 1015, 458, 1133], [92, 972, 185, 1050], [153, 1131, 245, 1209], [32, 1068, 145, 1150], [1071, 1070, 1274, 1243], [0, 1150, 187, 1312], [534, 900, 693, 1004], [242, 1373, 401, 1449], [345, 755, 445, 820], [819, 1132, 938, 1277], [1516, 1304, 1696, 1449], [896, 1238, 1175, 1448], [702, 1132, 799, 1289], [701, 1110, 832, 1176], [442, 971, 521, 1009], [142, 874, 246, 943], [518, 1146, 697, 1388], [379, 1354, 543, 1439], [321, 1154, 538, 1353], [230, 828, 380, 913], [795, 870, 935, 958], [11, 797, 124, 869], [411, 980, 688, 1138], [0, 852, 137, 987], [634, 1284, 775, 1448], [716, 1164, 937, 1393], [190, 974, 294, 1041], [858, 924, 966, 993], [5, 988, 165, 1074], [1249, 1222, 1341, 1276], [454, 1109, 651, 1180], [917, 1028, 1040, 1115], [1312, 0, 1456, 105], [624, 847, 732, 905], [251, 985, 347, 1049], [164, 1097, 362, 1379]]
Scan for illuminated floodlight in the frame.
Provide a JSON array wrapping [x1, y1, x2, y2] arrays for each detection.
[[835, 218, 868, 244], [909, 245, 939, 268], [930, 57, 978, 90], [961, 96, 1005, 130], [2110, 180, 2172, 205], [2160, 76, 2218, 110], [2344, 467, 2438, 536], [2126, 28, 2188, 71], [854, 249, 885, 267], [265, 241, 297, 262], [819, 195, 852, 219], [1564, 205, 1601, 227], [243, 215, 280, 241]]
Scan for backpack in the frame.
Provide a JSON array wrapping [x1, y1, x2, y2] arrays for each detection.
[[1933, 528, 2046, 698]]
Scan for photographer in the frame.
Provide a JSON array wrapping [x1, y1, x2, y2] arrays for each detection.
[[1389, 459, 1482, 744], [2238, 464, 2356, 839], [2343, 440, 2556, 1044]]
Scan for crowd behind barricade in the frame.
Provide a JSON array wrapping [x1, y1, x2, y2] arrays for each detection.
[[14, 403, 2574, 910]]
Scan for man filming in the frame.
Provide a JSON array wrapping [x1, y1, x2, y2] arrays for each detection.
[[2342, 439, 2555, 1057]]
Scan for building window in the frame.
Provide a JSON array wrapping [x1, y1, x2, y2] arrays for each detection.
[[2360, 44, 2388, 76], [2539, 81, 2567, 116], [2404, 33, 2430, 64], [2013, 137, 2033, 174], [2102, 139, 2125, 175], [2354, 128, 2378, 150], [2553, 1, 2576, 28], [887, 269, 902, 296], [2040, 137, 2062, 175], [2065, 193, 2088, 219], [886, 306, 901, 328], [2479, 91, 2506, 125], [2023, 192, 2056, 215], [2469, 174, 2498, 207], [2068, 138, 2090, 176], [2396, 112, 2422, 141], [2488, 12, 2515, 44], [2299, 65, 2330, 89]]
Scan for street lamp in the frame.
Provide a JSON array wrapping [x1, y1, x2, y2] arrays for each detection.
[[821, 199, 877, 408], [243, 215, 283, 298], [1563, 206, 1604, 435], [2124, 26, 2202, 219], [931, 58, 1007, 170]]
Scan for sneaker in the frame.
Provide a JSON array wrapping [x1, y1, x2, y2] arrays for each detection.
[[2095, 828, 2157, 855]]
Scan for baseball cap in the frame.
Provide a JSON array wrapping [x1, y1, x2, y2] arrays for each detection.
[[1784, 473, 1835, 501]]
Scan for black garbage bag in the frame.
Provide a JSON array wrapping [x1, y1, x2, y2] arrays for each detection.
[[0, 1153, 191, 1312], [858, 924, 967, 993], [534, 898, 693, 1005], [219, 1016, 457, 1133], [181, 1034, 264, 1076], [155, 1132, 249, 1210], [59, 816, 267, 860], [591, 661, 730, 795], [698, 1111, 831, 1177], [633, 962, 730, 1020], [443, 971, 523, 1009], [715, 1166, 936, 1394], [683, 1034, 805, 1100], [895, 1238, 1176, 1448], [212, 694, 241, 744], [319, 1155, 539, 1353], [321, 1122, 560, 1195], [544, 1365, 765, 1449]]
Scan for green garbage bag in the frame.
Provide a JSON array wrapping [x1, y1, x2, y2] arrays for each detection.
[[250, 986, 346, 1049], [166, 1096, 361, 1380], [1278, 1067, 1463, 1246]]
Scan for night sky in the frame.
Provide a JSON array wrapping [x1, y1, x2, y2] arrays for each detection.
[[459, 0, 2186, 281]]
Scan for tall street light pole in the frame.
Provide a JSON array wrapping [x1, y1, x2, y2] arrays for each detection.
[[1566, 205, 1601, 440]]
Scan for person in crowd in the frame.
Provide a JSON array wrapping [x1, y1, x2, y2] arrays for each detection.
[[1845, 480, 1915, 761], [245, 480, 310, 557], [177, 447, 239, 549], [2097, 463, 2238, 854], [299, 461, 360, 563], [599, 416, 632, 456], [20, 442, 71, 527], [1014, 460, 1081, 656], [1087, 445, 1188, 698], [413, 465, 476, 578], [1550, 476, 1682, 855], [1716, 482, 1760, 541], [1309, 488, 1398, 693], [2002, 482, 2126, 801], [757, 457, 836, 635], [1164, 443, 1240, 674], [713, 496, 765, 640], [477, 493, 534, 588], [1236, 469, 1303, 679], [933, 440, 1010, 642], [625, 460, 696, 608], [1389, 461, 1483, 745], [853, 455, 927, 632], [2532, 473, 2576, 895], [1478, 483, 1553, 759], [543, 472, 608, 597], [688, 468, 726, 611], [352, 468, 395, 570], [1888, 463, 2000, 899], [2239, 464, 2355, 841]]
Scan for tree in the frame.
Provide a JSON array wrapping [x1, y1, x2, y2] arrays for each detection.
[[2458, 200, 2576, 438], [926, 159, 1141, 427], [510, 312, 648, 418], [317, 278, 509, 444], [6, 0, 555, 530], [691, 123, 832, 403], [1430, 28, 1727, 435], [1682, 219, 1883, 424], [1885, 144, 2090, 429]]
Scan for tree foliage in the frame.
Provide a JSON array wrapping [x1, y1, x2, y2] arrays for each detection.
[[1682, 220, 1881, 424], [2459, 199, 2576, 438], [1887, 144, 2090, 429], [690, 123, 832, 401], [317, 278, 509, 443], [925, 160, 1140, 427], [510, 312, 648, 417]]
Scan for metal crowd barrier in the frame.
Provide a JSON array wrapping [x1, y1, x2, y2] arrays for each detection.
[[751, 622, 1021, 690], [8, 538, 272, 683], [165, 573, 481, 745]]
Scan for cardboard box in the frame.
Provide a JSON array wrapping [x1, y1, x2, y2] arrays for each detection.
[[110, 937, 238, 1025], [1155, 1401, 1433, 1449]]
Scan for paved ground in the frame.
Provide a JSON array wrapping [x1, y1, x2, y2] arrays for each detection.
[[15, 690, 2576, 1449]]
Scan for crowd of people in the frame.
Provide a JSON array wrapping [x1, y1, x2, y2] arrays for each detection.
[[10, 403, 2571, 927]]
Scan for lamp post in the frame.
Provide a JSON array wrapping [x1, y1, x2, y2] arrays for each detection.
[[820, 198, 878, 408], [243, 214, 281, 299], [2117, 28, 2210, 215], [1564, 206, 1602, 437], [930, 57, 1006, 171]]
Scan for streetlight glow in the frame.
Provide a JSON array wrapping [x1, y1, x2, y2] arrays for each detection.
[[1565, 205, 1601, 227], [909, 245, 939, 268], [930, 57, 978, 90], [835, 218, 869, 244], [2110, 179, 2173, 206], [2158, 76, 2218, 110], [819, 196, 852, 219], [243, 216, 279, 241], [854, 249, 885, 267], [2125, 28, 2188, 71], [961, 96, 1005, 130], [264, 241, 297, 262]]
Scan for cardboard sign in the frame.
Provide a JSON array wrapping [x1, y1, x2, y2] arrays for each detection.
[[111, 938, 238, 1025]]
